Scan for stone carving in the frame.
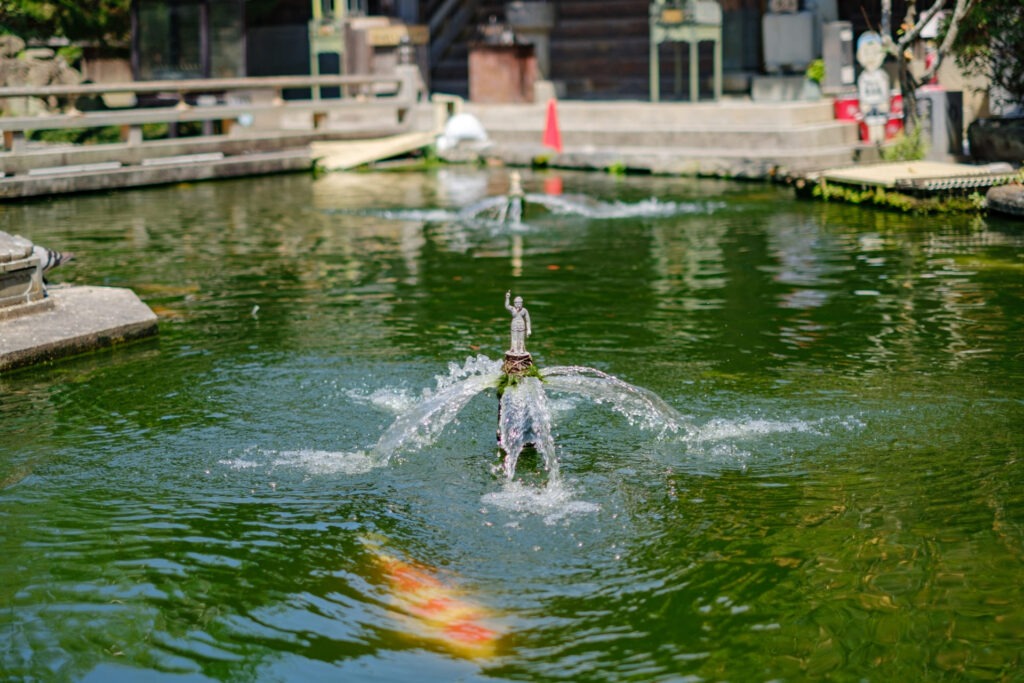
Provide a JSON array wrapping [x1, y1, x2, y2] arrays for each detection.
[[505, 290, 531, 354], [503, 290, 533, 375], [0, 36, 83, 116]]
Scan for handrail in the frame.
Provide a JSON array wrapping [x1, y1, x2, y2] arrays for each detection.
[[0, 68, 427, 152], [0, 74, 404, 100]]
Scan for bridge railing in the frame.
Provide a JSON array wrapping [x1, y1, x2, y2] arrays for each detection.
[[0, 69, 426, 153]]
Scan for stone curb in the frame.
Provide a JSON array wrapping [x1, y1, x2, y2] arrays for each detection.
[[0, 285, 158, 372]]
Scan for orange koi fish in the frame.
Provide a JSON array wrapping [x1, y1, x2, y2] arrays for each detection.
[[362, 536, 502, 659]]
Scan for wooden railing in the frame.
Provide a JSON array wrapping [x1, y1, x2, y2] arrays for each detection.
[[0, 70, 426, 153]]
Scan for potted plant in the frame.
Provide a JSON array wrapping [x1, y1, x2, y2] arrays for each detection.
[[802, 59, 825, 100]]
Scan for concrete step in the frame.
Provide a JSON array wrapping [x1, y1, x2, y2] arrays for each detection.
[[464, 99, 842, 128], [486, 121, 859, 150], [487, 142, 861, 177]]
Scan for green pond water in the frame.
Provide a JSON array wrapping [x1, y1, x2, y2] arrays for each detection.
[[1, 169, 1022, 682]]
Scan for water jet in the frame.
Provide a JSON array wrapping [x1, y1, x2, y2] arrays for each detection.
[[370, 290, 688, 483]]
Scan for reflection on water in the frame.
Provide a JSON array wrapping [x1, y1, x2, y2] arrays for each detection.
[[1, 169, 1022, 681]]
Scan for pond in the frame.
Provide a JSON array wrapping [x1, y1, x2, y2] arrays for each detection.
[[1, 169, 1022, 681]]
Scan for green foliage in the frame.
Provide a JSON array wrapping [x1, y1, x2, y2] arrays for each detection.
[[811, 180, 986, 214], [26, 121, 209, 146], [881, 124, 928, 162], [805, 59, 825, 84], [949, 0, 1024, 110], [496, 365, 545, 397], [605, 161, 627, 176], [0, 0, 131, 46], [56, 45, 83, 66], [29, 126, 121, 145], [142, 123, 170, 140], [531, 155, 551, 168], [356, 144, 446, 172]]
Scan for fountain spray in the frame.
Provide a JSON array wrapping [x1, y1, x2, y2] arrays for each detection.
[[370, 291, 687, 481]]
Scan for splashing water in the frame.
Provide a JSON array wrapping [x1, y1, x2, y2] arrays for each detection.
[[366, 357, 689, 482], [519, 193, 720, 220], [371, 356, 503, 462], [232, 357, 860, 492], [359, 193, 717, 232], [498, 376, 557, 479], [543, 366, 691, 436], [481, 478, 601, 525]]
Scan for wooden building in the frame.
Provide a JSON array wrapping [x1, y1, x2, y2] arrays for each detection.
[[129, 0, 907, 100]]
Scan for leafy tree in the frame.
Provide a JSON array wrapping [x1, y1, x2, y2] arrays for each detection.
[[892, 0, 977, 126], [949, 0, 1024, 111], [890, 0, 1024, 122], [0, 0, 131, 47]]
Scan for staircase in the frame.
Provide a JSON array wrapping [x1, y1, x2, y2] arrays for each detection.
[[463, 99, 864, 177]]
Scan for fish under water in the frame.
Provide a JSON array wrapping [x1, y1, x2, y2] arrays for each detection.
[[362, 536, 503, 659]]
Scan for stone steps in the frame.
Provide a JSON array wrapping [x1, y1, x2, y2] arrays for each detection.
[[483, 121, 858, 150], [487, 141, 863, 177], [464, 99, 842, 127], [461, 99, 863, 177]]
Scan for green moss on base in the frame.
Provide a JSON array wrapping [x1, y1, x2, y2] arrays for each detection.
[[496, 364, 545, 397], [812, 181, 986, 214]]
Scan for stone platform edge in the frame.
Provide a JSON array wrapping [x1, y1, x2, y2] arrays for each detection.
[[0, 285, 158, 372]]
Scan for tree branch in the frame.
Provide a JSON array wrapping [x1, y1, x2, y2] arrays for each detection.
[[896, 0, 948, 50], [917, 0, 978, 84]]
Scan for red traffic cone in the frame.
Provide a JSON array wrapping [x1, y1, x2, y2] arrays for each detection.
[[542, 98, 563, 154]]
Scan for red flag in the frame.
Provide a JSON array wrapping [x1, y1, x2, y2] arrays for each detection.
[[542, 98, 563, 153]]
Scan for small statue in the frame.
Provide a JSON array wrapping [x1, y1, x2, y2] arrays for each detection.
[[856, 31, 891, 144], [504, 290, 531, 355]]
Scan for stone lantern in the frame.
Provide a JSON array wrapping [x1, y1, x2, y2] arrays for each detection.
[[0, 232, 44, 309]]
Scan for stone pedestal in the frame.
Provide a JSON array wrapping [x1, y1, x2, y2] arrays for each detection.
[[503, 351, 533, 375], [0, 232, 44, 308], [0, 285, 158, 371], [0, 230, 160, 372]]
